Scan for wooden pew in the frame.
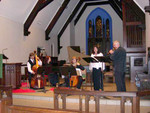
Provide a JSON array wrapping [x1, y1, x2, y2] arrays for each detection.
[[54, 88, 150, 113], [8, 106, 79, 113], [0, 85, 12, 113], [0, 85, 79, 113]]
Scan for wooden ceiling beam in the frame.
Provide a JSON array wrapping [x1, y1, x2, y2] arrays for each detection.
[[45, 0, 71, 40], [24, 0, 53, 36]]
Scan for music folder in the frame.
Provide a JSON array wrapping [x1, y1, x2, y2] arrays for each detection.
[[82, 57, 98, 63]]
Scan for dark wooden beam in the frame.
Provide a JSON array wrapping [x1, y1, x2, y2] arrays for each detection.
[[24, 0, 53, 36], [74, 1, 110, 25], [58, 0, 84, 39], [45, 0, 71, 40], [122, 0, 127, 49], [109, 0, 122, 19], [126, 21, 142, 26]]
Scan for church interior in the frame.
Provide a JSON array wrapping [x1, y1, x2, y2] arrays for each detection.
[[1, 0, 150, 113]]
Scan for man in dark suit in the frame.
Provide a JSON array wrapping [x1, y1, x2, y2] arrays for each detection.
[[109, 41, 126, 91]]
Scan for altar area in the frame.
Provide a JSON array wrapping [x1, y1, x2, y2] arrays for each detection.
[[12, 78, 150, 113]]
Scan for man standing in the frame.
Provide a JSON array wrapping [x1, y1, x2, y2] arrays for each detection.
[[109, 41, 126, 91]]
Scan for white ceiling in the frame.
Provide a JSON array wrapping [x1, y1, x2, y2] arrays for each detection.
[[0, 0, 79, 36], [32, 0, 64, 30], [0, 0, 37, 23], [0, 0, 149, 36], [134, 0, 149, 12]]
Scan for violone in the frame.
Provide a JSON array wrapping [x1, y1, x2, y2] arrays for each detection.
[[30, 51, 46, 89], [32, 51, 39, 73]]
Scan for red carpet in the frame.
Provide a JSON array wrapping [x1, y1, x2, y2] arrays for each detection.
[[21, 82, 28, 87], [13, 89, 35, 93]]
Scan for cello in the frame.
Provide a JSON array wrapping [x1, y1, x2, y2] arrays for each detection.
[[30, 51, 46, 89]]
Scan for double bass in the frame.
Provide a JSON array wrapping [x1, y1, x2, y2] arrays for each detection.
[[30, 52, 46, 89]]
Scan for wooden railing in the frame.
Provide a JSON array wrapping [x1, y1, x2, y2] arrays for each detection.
[[0, 85, 12, 113], [0, 85, 79, 113], [54, 88, 150, 113]]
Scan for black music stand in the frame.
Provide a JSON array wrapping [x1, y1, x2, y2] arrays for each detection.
[[94, 56, 111, 63], [59, 66, 77, 87], [82, 57, 98, 63]]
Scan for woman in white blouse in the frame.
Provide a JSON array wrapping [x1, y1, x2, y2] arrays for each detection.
[[89, 46, 105, 91]]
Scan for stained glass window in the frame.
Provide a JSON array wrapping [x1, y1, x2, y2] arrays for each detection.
[[106, 19, 110, 38], [88, 20, 93, 38], [96, 16, 102, 38]]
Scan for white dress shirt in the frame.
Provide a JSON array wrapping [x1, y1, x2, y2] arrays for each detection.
[[89, 53, 105, 71], [27, 59, 42, 74]]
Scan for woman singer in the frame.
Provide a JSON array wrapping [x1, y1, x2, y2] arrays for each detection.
[[89, 46, 105, 91]]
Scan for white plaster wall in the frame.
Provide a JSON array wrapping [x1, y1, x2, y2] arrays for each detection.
[[75, 5, 123, 52], [58, 24, 70, 62], [48, 35, 58, 57], [146, 13, 150, 59], [0, 16, 49, 64]]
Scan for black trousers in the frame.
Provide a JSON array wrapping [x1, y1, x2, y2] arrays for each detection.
[[114, 71, 126, 92], [48, 73, 59, 86], [65, 76, 83, 89], [28, 73, 34, 86], [92, 68, 103, 91]]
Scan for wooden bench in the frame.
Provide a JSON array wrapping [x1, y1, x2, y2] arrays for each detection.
[[0, 85, 79, 113], [0, 85, 12, 113], [54, 88, 150, 113], [8, 106, 79, 113]]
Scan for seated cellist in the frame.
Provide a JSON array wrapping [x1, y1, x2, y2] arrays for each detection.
[[27, 52, 42, 88], [65, 56, 85, 89]]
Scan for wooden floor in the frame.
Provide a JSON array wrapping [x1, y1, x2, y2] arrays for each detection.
[[12, 77, 150, 113]]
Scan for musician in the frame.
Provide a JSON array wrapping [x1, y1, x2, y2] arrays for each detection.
[[45, 56, 59, 87], [109, 40, 126, 92], [89, 46, 105, 91], [65, 56, 85, 89], [27, 52, 42, 87]]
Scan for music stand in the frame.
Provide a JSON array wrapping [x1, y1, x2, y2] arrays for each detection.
[[59, 66, 77, 87], [82, 57, 99, 63], [94, 56, 110, 63]]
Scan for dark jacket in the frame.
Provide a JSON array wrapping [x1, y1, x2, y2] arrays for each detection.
[[110, 47, 126, 72]]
